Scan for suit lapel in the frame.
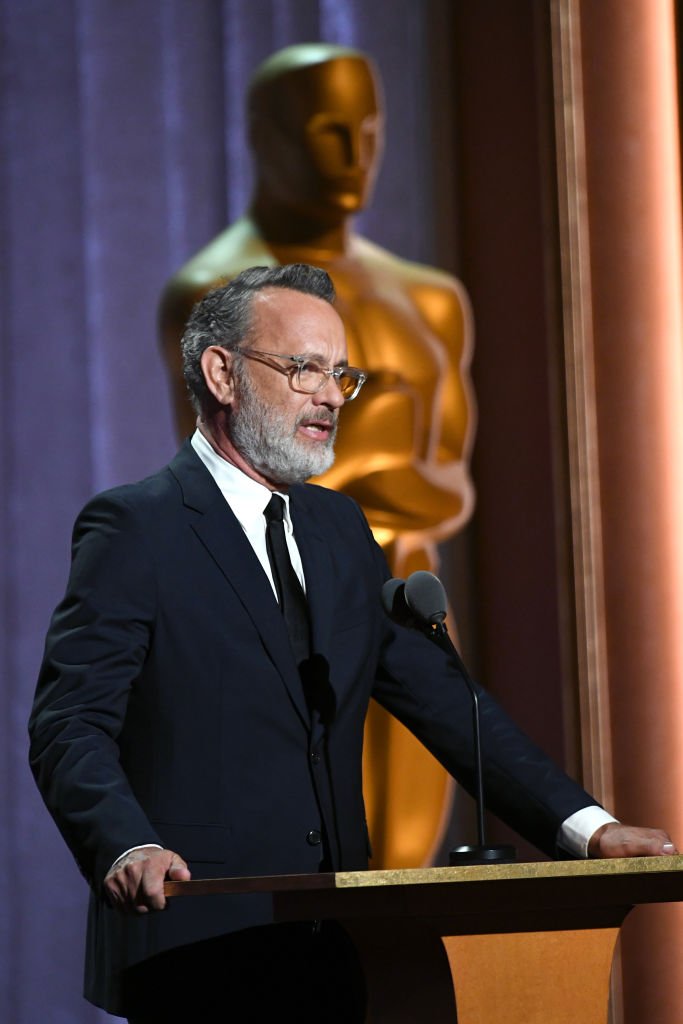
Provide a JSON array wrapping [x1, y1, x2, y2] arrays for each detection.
[[168, 443, 311, 728]]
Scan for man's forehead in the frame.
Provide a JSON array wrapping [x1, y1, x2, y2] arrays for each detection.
[[251, 288, 347, 351]]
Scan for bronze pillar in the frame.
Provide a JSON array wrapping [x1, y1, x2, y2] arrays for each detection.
[[573, 1, 683, 1019]]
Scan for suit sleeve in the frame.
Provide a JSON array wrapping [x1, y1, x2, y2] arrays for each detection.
[[28, 492, 164, 887], [345, 499, 600, 858]]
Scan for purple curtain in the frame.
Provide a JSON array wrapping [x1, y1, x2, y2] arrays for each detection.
[[0, 1, 443, 1019]]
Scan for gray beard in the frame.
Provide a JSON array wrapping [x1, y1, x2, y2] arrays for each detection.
[[230, 370, 337, 485]]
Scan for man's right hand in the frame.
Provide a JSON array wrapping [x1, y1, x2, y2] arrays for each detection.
[[103, 846, 191, 914]]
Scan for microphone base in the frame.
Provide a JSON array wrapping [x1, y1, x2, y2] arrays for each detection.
[[448, 844, 517, 866]]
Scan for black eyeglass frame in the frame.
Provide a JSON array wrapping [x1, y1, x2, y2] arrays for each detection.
[[239, 347, 367, 401]]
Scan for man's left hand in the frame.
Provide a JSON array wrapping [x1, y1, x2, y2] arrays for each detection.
[[588, 823, 678, 858]]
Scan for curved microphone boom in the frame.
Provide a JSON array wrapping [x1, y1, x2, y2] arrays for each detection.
[[382, 570, 516, 866]]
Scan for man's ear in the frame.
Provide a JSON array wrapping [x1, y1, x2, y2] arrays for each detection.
[[200, 346, 236, 406]]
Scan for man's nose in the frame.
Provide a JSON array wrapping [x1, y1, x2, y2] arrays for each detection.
[[313, 375, 346, 409]]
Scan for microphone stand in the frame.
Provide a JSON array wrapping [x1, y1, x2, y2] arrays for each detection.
[[424, 620, 516, 866]]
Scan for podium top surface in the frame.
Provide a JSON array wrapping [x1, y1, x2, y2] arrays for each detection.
[[336, 854, 683, 887], [165, 854, 683, 898]]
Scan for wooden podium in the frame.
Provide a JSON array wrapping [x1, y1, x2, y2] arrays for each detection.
[[165, 855, 683, 1023]]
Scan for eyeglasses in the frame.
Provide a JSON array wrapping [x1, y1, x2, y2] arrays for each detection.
[[239, 348, 367, 401]]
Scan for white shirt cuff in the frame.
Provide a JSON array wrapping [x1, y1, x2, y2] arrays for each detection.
[[109, 844, 163, 874], [558, 807, 619, 857]]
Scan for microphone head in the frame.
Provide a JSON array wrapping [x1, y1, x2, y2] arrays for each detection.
[[381, 578, 409, 623], [404, 571, 447, 626]]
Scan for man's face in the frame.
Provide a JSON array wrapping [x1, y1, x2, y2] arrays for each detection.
[[253, 56, 384, 217], [229, 288, 348, 486]]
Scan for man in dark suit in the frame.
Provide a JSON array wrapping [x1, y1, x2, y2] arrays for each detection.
[[29, 264, 675, 1022]]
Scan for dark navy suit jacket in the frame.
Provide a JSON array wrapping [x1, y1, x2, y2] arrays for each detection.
[[29, 442, 598, 1014]]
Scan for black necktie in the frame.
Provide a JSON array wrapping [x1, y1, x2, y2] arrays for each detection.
[[264, 494, 310, 668]]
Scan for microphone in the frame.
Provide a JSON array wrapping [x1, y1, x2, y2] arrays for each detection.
[[380, 571, 447, 628], [382, 570, 516, 866], [381, 577, 412, 625], [405, 570, 447, 625]]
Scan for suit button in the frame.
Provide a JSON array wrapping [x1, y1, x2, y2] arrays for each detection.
[[306, 829, 322, 846], [310, 750, 321, 765]]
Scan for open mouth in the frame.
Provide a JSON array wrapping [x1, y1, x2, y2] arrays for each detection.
[[297, 418, 336, 442]]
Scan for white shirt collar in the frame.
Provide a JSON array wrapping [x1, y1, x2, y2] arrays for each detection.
[[190, 428, 294, 532]]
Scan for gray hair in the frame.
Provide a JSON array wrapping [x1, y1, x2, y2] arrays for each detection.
[[181, 264, 336, 415]]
